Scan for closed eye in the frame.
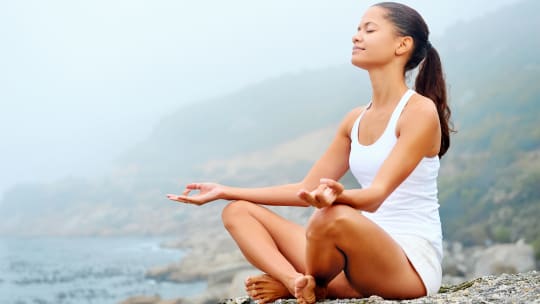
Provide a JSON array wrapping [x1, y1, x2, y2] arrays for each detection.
[[357, 21, 378, 34]]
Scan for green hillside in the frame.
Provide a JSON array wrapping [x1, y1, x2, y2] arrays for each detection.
[[435, 0, 540, 256]]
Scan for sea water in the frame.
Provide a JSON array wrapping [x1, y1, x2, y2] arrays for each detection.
[[0, 236, 206, 304]]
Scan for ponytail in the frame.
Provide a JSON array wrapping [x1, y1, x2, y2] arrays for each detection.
[[414, 46, 453, 157], [374, 2, 455, 158]]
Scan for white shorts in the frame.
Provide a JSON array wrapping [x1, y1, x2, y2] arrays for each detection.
[[392, 234, 442, 295]]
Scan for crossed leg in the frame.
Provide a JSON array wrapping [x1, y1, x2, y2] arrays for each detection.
[[295, 204, 427, 304], [221, 200, 360, 303]]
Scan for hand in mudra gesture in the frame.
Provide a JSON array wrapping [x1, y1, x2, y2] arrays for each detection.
[[167, 183, 225, 206], [297, 178, 344, 209]]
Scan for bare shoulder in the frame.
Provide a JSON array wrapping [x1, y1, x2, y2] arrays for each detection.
[[400, 93, 439, 130], [339, 106, 365, 136], [397, 93, 441, 156], [344, 106, 364, 123]]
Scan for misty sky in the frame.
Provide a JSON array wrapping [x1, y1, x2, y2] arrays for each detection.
[[0, 0, 522, 195]]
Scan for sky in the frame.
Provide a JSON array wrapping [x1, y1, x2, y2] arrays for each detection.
[[0, 0, 522, 195]]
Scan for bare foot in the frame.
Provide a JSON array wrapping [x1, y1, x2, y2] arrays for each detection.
[[245, 274, 292, 303], [294, 275, 317, 304]]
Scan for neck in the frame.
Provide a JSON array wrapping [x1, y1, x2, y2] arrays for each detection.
[[367, 63, 409, 108]]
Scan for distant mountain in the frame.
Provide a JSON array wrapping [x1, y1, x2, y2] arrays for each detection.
[[435, 0, 540, 256], [1, 0, 539, 260]]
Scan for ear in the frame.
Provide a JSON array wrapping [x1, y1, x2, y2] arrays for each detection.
[[395, 36, 414, 56]]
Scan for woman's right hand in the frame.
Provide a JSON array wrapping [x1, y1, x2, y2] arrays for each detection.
[[166, 182, 226, 206], [297, 178, 344, 209]]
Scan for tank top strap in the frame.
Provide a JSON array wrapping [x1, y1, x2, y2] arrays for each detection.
[[350, 101, 371, 141], [387, 89, 415, 132]]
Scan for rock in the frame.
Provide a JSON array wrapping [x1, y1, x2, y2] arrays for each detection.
[[119, 295, 161, 304], [217, 271, 540, 304], [188, 283, 230, 304], [473, 240, 535, 277], [208, 263, 257, 287], [146, 230, 250, 284], [157, 300, 185, 304], [227, 268, 260, 298], [118, 295, 184, 304], [442, 242, 469, 277]]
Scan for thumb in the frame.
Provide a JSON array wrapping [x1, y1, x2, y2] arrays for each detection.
[[320, 178, 344, 194]]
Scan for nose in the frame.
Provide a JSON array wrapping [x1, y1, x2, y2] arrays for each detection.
[[352, 31, 361, 44]]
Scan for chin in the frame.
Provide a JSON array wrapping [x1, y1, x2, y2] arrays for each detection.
[[351, 57, 369, 70]]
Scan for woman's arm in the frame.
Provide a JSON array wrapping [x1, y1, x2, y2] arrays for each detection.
[[336, 95, 441, 211], [167, 108, 362, 206]]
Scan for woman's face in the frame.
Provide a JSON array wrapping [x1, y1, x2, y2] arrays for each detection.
[[351, 6, 402, 70]]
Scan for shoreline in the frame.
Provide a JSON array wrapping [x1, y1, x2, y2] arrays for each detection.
[[0, 236, 205, 304]]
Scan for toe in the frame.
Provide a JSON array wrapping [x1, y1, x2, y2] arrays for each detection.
[[246, 281, 259, 293], [259, 295, 271, 304], [247, 288, 256, 298]]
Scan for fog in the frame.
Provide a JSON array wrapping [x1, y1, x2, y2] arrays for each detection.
[[0, 0, 521, 195]]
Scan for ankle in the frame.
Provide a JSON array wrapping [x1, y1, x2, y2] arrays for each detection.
[[315, 285, 328, 300], [284, 273, 303, 295]]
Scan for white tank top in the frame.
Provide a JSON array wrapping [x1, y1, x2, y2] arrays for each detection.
[[348, 89, 443, 261]]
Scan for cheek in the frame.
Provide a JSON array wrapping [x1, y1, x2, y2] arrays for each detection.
[[351, 45, 394, 69], [370, 36, 397, 57], [354, 35, 397, 65]]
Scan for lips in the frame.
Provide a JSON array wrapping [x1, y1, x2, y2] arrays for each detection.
[[352, 46, 365, 52]]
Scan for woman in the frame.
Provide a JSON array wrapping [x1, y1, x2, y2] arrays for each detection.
[[167, 2, 452, 303]]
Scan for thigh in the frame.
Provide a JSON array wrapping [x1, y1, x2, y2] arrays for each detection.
[[224, 200, 307, 273], [318, 205, 426, 299]]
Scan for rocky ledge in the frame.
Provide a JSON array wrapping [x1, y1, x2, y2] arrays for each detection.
[[216, 271, 539, 304]]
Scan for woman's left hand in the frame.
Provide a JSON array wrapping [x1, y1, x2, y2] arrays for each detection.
[[297, 178, 344, 208]]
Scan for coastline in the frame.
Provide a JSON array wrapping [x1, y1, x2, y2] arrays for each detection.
[[0, 236, 205, 304]]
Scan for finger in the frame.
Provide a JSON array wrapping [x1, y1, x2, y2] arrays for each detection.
[[297, 189, 319, 206], [313, 184, 329, 200], [314, 186, 330, 204], [182, 188, 191, 196], [302, 189, 327, 209], [320, 178, 344, 194], [166, 194, 182, 200], [177, 195, 200, 204], [314, 187, 336, 208], [167, 194, 197, 204], [323, 187, 335, 200], [166, 194, 186, 202], [186, 183, 201, 190]]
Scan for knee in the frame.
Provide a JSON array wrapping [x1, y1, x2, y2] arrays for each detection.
[[221, 200, 254, 231], [306, 204, 359, 240]]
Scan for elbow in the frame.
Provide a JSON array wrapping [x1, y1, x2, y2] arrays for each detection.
[[363, 199, 384, 212], [364, 203, 381, 213]]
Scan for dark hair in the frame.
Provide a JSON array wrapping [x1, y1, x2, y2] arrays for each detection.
[[374, 2, 454, 157]]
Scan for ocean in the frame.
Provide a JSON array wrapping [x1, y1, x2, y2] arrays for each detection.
[[0, 236, 206, 304]]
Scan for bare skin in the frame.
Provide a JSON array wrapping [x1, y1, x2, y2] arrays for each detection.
[[220, 200, 361, 304], [167, 4, 442, 304], [295, 275, 317, 304], [245, 274, 290, 303]]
